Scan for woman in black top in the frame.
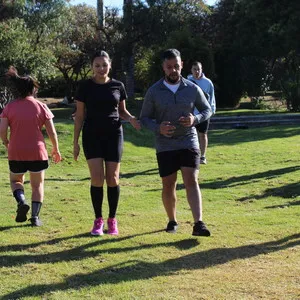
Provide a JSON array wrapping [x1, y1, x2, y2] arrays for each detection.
[[73, 51, 140, 236]]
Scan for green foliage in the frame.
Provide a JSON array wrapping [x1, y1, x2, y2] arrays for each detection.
[[134, 29, 215, 92], [212, 0, 300, 108], [278, 51, 300, 112], [134, 48, 156, 93], [250, 96, 270, 110], [0, 0, 66, 81], [1, 0, 299, 109]]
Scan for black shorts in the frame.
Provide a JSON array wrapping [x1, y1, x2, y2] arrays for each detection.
[[156, 149, 200, 177], [195, 119, 210, 133], [82, 129, 124, 162], [9, 160, 49, 174]]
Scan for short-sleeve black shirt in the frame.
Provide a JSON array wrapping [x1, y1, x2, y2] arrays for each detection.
[[75, 78, 127, 133]]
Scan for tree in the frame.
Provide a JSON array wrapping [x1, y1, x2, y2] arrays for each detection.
[[0, 0, 67, 81], [123, 0, 213, 93], [212, 0, 300, 108]]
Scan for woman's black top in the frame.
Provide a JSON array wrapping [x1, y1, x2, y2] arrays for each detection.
[[75, 78, 127, 134]]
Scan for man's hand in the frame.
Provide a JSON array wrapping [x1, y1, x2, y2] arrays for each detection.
[[178, 113, 195, 127], [160, 121, 176, 137]]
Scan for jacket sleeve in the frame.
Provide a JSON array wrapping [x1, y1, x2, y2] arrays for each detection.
[[139, 88, 160, 133], [194, 86, 212, 125], [208, 82, 216, 114]]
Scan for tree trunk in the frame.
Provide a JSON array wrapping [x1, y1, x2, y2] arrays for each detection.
[[123, 0, 135, 100], [97, 0, 104, 29]]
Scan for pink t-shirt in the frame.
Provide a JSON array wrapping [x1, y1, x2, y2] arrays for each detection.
[[0, 96, 54, 161]]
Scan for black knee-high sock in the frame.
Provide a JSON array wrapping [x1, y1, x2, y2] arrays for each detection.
[[31, 201, 42, 218], [107, 185, 120, 218], [90, 186, 103, 219], [13, 189, 26, 205]]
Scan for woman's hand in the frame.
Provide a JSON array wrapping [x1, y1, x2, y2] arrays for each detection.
[[129, 116, 141, 130], [73, 143, 80, 161], [52, 148, 62, 163], [2, 139, 9, 149], [51, 148, 62, 164]]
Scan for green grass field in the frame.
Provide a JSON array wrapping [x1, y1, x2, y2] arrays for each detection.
[[0, 110, 299, 299]]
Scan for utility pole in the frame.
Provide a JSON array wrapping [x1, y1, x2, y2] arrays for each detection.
[[97, 0, 104, 29], [123, 0, 134, 100]]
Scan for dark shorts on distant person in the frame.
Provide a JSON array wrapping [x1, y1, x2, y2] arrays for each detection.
[[195, 118, 210, 133], [82, 128, 124, 162], [9, 160, 49, 174], [156, 148, 200, 177]]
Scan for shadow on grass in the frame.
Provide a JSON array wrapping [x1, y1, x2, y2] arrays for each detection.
[[209, 125, 300, 147], [237, 181, 300, 202], [2, 233, 300, 299], [0, 224, 32, 232], [265, 200, 300, 209], [43, 177, 90, 182], [120, 168, 158, 178], [0, 229, 195, 267], [150, 166, 300, 194], [200, 165, 300, 190], [174, 166, 300, 194], [123, 124, 300, 149]]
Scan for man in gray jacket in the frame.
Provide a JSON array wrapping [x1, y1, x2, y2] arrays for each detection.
[[140, 49, 212, 236]]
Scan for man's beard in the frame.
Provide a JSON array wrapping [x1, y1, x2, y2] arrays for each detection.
[[165, 74, 180, 84]]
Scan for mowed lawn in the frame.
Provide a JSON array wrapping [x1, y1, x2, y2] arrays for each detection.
[[0, 110, 299, 299]]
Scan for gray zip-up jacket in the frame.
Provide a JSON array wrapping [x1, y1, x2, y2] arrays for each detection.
[[140, 77, 212, 153]]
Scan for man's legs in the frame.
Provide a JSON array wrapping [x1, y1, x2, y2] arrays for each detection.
[[161, 172, 178, 232], [198, 132, 208, 161], [180, 167, 202, 222], [161, 172, 178, 221], [181, 166, 210, 236], [196, 119, 209, 164]]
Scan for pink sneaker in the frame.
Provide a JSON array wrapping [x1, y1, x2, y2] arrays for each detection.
[[107, 218, 119, 235], [91, 217, 104, 236]]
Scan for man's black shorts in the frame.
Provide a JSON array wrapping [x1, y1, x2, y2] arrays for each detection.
[[195, 119, 210, 133], [9, 160, 49, 174], [156, 149, 200, 177]]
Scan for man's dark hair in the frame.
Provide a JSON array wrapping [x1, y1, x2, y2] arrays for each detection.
[[191, 61, 202, 67], [161, 49, 181, 61]]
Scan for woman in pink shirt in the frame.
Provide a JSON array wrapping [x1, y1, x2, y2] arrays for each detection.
[[0, 67, 62, 226]]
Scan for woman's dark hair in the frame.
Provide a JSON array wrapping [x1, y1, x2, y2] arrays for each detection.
[[6, 66, 39, 98], [91, 50, 111, 64]]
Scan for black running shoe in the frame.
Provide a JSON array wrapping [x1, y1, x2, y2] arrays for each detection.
[[192, 221, 211, 236], [29, 217, 43, 227], [166, 221, 178, 233], [15, 203, 30, 223]]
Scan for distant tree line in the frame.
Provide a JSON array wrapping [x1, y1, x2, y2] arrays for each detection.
[[0, 0, 299, 110]]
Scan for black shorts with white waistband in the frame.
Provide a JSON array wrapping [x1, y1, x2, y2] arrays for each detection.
[[9, 160, 49, 174]]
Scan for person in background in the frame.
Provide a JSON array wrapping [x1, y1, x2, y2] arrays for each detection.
[[0, 66, 62, 226], [140, 49, 212, 236], [73, 51, 140, 236], [187, 61, 216, 165]]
